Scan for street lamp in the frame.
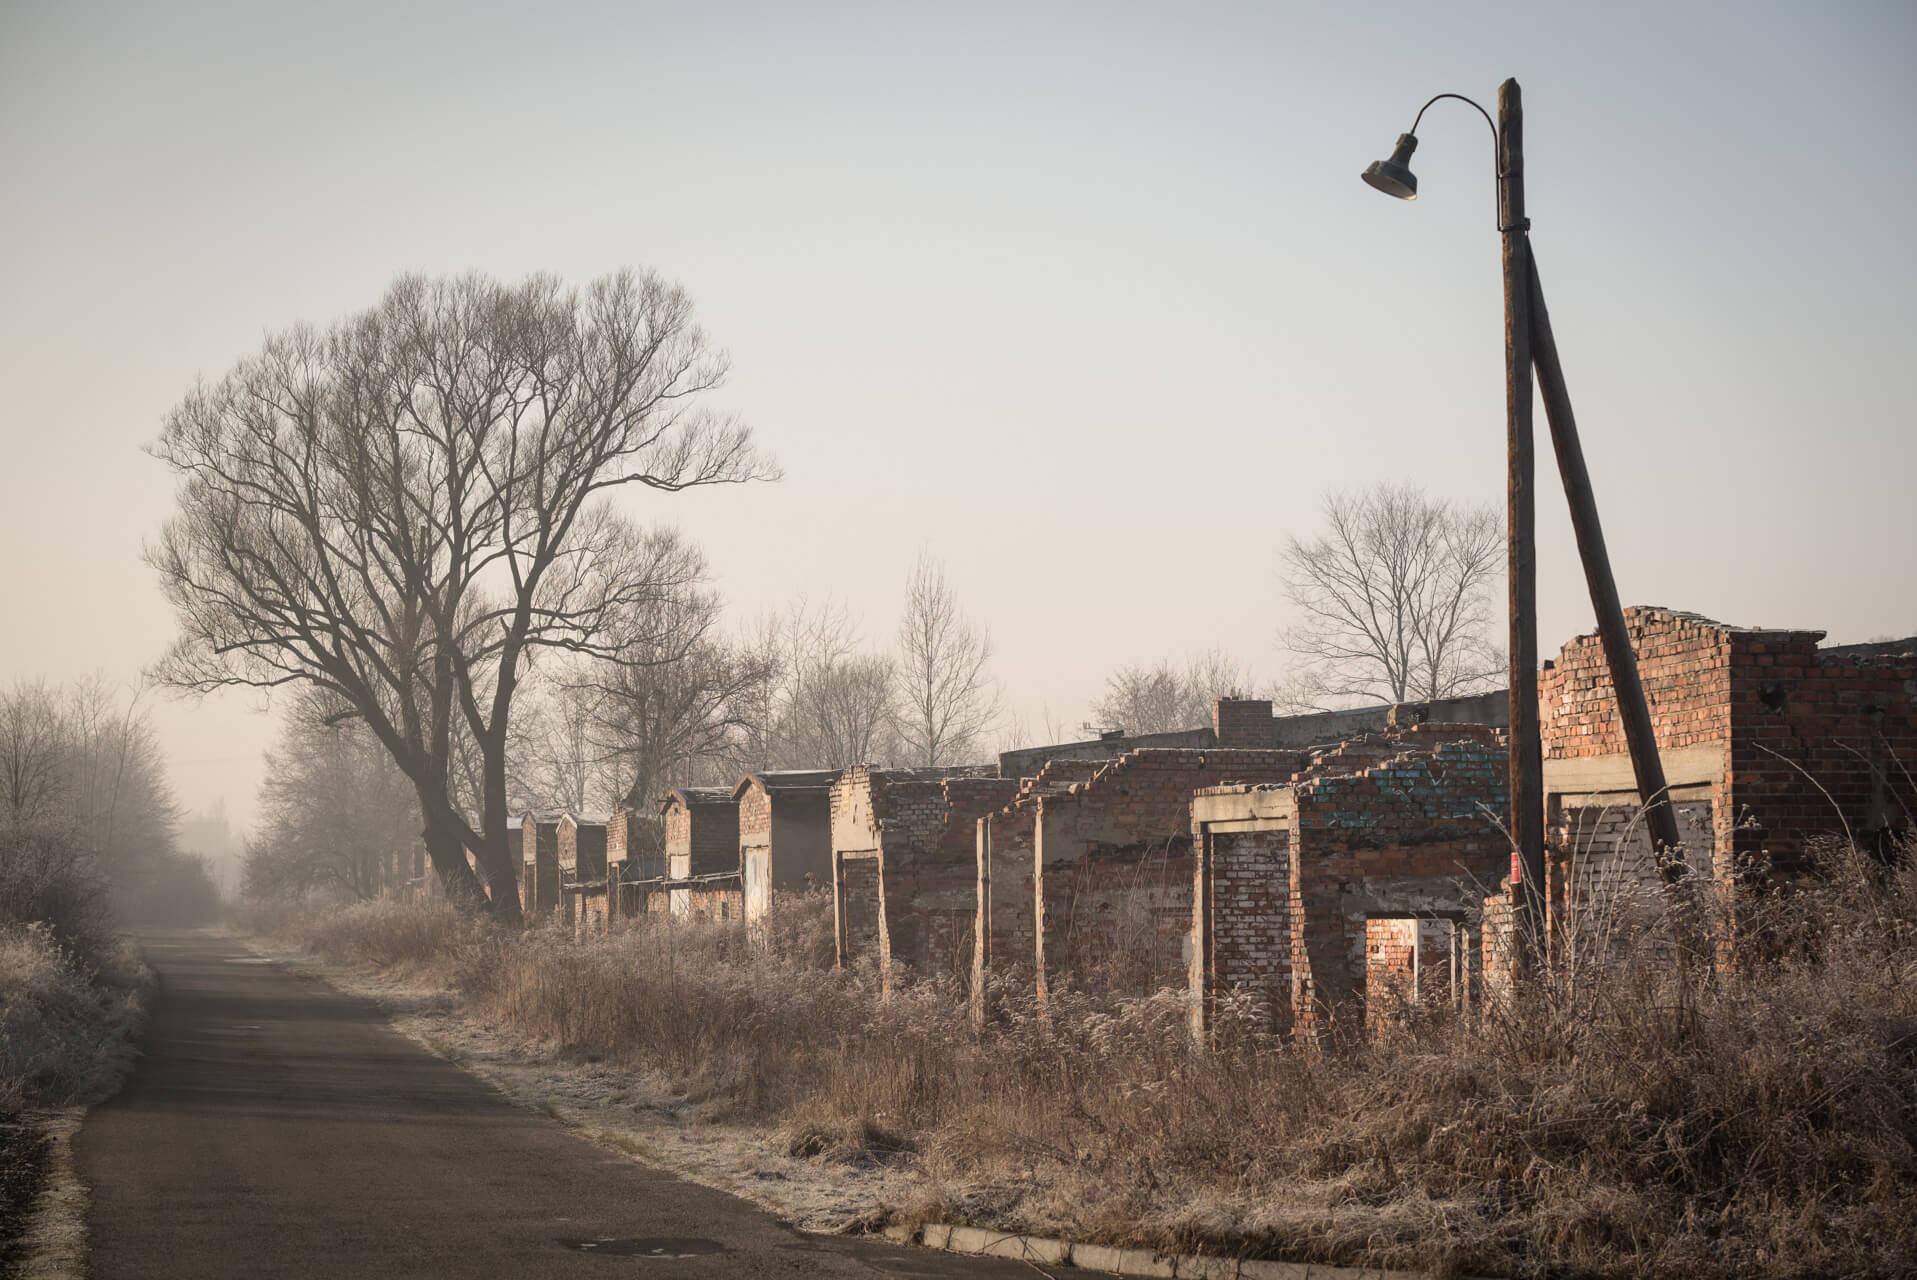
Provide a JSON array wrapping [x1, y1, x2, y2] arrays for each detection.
[[1362, 80, 1684, 958]]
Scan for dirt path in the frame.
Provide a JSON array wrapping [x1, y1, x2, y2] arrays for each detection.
[[71, 932, 1032, 1279]]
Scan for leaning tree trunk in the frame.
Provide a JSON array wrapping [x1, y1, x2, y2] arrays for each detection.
[[420, 818, 487, 911]]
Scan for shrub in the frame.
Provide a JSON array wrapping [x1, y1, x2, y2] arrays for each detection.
[[0, 826, 116, 977], [289, 896, 486, 975]]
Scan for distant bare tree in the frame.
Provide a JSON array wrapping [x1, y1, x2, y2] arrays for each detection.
[[739, 600, 901, 769], [1279, 483, 1502, 708], [508, 675, 612, 816], [148, 270, 773, 920], [0, 678, 215, 924], [726, 609, 791, 772], [1090, 649, 1256, 736], [795, 653, 898, 767], [574, 569, 778, 831], [1183, 649, 1259, 718], [896, 554, 997, 766], [1, 681, 70, 824], [244, 690, 421, 902]]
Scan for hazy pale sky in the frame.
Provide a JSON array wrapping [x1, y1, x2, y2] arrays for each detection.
[[3, 1, 1912, 841]]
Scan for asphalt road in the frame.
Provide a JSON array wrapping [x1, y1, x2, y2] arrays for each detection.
[[72, 932, 1034, 1279]]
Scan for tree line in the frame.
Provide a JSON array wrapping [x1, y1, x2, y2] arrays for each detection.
[[0, 679, 218, 934]]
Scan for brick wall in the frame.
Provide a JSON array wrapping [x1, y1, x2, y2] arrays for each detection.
[[1364, 918, 1419, 1015], [1213, 698, 1275, 749], [664, 797, 692, 859], [1363, 917, 1465, 1036], [999, 694, 1511, 777], [1541, 609, 1736, 760], [1287, 734, 1507, 1037], [738, 783, 773, 845], [1033, 748, 1306, 1005], [829, 766, 1005, 987], [1726, 630, 1916, 871], [836, 853, 882, 968], [972, 758, 1123, 1018], [1190, 825, 1290, 1032], [609, 875, 663, 921], [737, 772, 839, 922], [830, 766, 943, 970], [974, 800, 1043, 1024], [1540, 607, 1917, 878], [998, 729, 1214, 780], [574, 889, 609, 937], [738, 781, 773, 922], [556, 816, 608, 882], [687, 882, 742, 920], [520, 815, 560, 919], [1553, 798, 1715, 940], [895, 775, 1019, 987]]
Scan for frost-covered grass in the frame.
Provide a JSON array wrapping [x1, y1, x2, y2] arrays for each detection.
[[1, 824, 155, 1268], [0, 923, 147, 1113], [0, 917, 150, 1270], [274, 845, 1917, 1279]]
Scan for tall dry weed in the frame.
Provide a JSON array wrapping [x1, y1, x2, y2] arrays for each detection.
[[280, 849, 1917, 1278]]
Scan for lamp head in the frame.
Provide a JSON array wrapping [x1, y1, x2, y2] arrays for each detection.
[[1361, 132, 1420, 200]]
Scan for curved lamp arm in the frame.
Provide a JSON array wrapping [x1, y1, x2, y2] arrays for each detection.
[[1409, 93, 1508, 230]]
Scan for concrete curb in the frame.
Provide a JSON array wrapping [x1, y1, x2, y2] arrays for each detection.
[[916, 1222, 1440, 1279]]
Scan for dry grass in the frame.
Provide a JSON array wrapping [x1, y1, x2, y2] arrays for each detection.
[[276, 845, 1917, 1279]]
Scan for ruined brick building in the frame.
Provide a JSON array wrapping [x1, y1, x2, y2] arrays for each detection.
[[661, 786, 743, 920], [735, 770, 841, 923], [556, 812, 608, 932], [967, 698, 1326, 1020], [828, 765, 1010, 987], [1540, 608, 1914, 888], [1188, 726, 1508, 1040]]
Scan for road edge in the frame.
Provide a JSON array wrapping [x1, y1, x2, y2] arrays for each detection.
[[12, 1109, 89, 1280], [13, 940, 158, 1280]]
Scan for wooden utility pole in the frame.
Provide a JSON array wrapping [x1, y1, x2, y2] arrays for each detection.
[[1526, 251, 1686, 868], [1499, 79, 1547, 949]]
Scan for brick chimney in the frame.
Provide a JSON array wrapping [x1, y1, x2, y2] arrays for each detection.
[[1212, 697, 1273, 749]]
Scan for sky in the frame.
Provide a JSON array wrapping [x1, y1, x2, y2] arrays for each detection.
[[2, 1, 1913, 842]]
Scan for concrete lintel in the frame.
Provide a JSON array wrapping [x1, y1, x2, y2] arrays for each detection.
[[1192, 787, 1293, 828], [1541, 744, 1724, 797], [1199, 816, 1291, 835], [1551, 782, 1715, 809]]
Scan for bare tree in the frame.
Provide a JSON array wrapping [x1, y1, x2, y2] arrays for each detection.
[[1089, 649, 1256, 736], [895, 553, 997, 766], [1279, 483, 1503, 708], [148, 270, 772, 919], [244, 689, 421, 902], [509, 560, 785, 857]]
